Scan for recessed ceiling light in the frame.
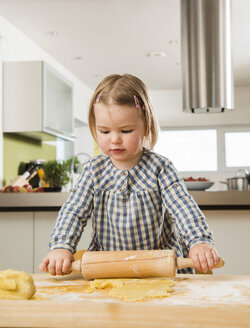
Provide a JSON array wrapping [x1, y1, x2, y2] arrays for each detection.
[[73, 56, 83, 60], [147, 52, 166, 58], [46, 31, 59, 36]]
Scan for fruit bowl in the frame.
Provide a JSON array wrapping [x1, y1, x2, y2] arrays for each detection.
[[183, 177, 214, 190], [184, 181, 214, 190]]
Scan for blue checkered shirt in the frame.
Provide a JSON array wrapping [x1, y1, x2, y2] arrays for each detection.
[[49, 150, 214, 273]]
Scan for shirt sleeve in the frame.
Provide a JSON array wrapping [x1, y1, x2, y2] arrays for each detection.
[[49, 160, 94, 254], [158, 159, 214, 252]]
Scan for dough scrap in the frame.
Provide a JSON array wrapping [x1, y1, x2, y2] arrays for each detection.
[[0, 269, 36, 300], [86, 278, 175, 302]]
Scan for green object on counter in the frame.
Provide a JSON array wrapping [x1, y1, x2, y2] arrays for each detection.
[[42, 160, 70, 188]]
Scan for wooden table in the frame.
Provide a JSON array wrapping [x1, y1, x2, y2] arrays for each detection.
[[0, 273, 249, 327]]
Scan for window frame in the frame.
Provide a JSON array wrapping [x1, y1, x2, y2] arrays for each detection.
[[218, 125, 250, 173], [157, 125, 250, 175]]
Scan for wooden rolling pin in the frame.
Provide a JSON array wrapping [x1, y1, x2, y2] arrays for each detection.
[[70, 250, 224, 279]]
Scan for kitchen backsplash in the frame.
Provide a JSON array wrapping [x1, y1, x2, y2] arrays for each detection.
[[3, 133, 56, 186], [94, 142, 102, 157]]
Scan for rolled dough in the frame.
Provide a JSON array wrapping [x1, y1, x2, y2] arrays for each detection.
[[86, 278, 175, 301], [0, 269, 36, 300]]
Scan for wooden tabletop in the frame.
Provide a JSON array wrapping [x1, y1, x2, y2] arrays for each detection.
[[0, 273, 249, 328]]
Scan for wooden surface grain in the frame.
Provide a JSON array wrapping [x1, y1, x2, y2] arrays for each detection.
[[0, 273, 249, 328]]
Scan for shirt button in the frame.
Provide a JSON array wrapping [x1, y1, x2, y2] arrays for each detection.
[[122, 171, 127, 176], [120, 188, 125, 192], [174, 182, 179, 187]]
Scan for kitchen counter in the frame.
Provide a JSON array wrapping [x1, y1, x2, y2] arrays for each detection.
[[0, 192, 69, 211], [0, 273, 249, 328], [0, 191, 250, 211], [190, 190, 250, 209]]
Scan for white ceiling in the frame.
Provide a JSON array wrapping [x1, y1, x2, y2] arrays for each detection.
[[0, 0, 250, 91]]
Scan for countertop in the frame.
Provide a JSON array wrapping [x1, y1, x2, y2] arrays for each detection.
[[1, 191, 250, 211], [0, 273, 249, 328]]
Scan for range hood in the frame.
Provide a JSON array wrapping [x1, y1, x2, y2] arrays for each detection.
[[181, 0, 234, 113]]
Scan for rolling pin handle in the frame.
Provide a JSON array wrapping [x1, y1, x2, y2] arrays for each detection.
[[71, 260, 82, 273], [214, 257, 225, 268], [177, 257, 225, 270]]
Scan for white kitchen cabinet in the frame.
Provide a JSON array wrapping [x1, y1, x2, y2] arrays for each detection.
[[0, 210, 92, 274], [0, 212, 33, 273], [33, 211, 57, 274], [3, 61, 74, 141], [204, 210, 250, 275], [33, 212, 92, 273]]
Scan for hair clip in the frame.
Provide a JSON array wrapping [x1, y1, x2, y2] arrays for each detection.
[[95, 91, 102, 103], [134, 95, 140, 108], [134, 95, 145, 110]]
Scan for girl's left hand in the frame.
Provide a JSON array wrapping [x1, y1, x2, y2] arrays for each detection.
[[189, 243, 219, 273]]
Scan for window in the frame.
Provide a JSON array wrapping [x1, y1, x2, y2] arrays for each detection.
[[225, 132, 250, 167], [154, 126, 250, 173], [154, 129, 217, 172]]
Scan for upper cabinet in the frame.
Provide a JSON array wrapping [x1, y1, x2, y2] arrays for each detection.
[[3, 61, 75, 141]]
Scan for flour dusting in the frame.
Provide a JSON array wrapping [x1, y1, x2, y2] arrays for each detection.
[[150, 279, 250, 306], [125, 255, 137, 260]]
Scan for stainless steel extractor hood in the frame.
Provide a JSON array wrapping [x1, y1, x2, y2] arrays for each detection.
[[181, 0, 234, 113]]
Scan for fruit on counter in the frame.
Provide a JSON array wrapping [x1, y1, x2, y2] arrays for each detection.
[[0, 185, 26, 192], [1, 185, 14, 192], [32, 187, 44, 192], [0, 185, 46, 192], [183, 176, 209, 182], [19, 187, 28, 193], [1, 184, 35, 192], [23, 184, 33, 192]]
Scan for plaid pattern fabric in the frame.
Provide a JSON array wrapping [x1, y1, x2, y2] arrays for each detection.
[[49, 150, 214, 273]]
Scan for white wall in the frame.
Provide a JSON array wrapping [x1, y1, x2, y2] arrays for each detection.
[[150, 86, 250, 128], [74, 124, 94, 158]]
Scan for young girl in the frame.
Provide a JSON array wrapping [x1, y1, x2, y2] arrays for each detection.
[[40, 74, 219, 276]]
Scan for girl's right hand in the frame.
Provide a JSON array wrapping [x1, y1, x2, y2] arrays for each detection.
[[39, 249, 74, 276]]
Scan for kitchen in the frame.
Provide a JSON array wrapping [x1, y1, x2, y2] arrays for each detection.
[[0, 1, 250, 327]]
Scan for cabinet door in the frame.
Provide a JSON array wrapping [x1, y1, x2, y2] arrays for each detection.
[[3, 61, 43, 132], [205, 210, 250, 275], [34, 212, 92, 273], [33, 212, 57, 274], [3, 61, 74, 141], [0, 212, 33, 273], [43, 63, 74, 141]]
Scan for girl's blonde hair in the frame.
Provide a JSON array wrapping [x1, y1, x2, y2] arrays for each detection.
[[88, 74, 158, 149]]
